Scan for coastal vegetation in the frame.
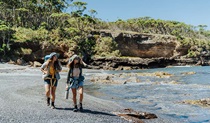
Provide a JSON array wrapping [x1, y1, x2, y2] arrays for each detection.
[[0, 0, 210, 59]]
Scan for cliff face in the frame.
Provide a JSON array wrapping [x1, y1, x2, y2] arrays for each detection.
[[96, 30, 189, 58], [89, 30, 201, 69], [9, 41, 71, 63], [115, 33, 177, 58]]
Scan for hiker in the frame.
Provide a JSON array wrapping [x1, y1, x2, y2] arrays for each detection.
[[41, 52, 62, 109], [66, 55, 86, 112]]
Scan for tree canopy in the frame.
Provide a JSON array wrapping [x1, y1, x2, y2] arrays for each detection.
[[0, 0, 210, 58]]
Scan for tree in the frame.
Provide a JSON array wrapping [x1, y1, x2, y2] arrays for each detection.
[[0, 21, 14, 56]]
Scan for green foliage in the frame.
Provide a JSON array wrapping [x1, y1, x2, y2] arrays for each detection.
[[94, 37, 121, 57], [187, 50, 197, 58], [178, 37, 210, 58], [1, 0, 210, 60], [19, 48, 32, 55], [0, 43, 6, 52], [70, 1, 87, 17], [96, 17, 210, 40], [14, 27, 48, 42], [0, 21, 14, 55]]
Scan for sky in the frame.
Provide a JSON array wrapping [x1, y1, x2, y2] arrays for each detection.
[[66, 0, 210, 29]]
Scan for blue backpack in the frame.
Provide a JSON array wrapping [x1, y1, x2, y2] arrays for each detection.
[[44, 55, 51, 62]]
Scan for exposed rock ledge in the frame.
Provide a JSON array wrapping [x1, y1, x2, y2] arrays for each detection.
[[89, 57, 199, 70], [182, 98, 210, 107]]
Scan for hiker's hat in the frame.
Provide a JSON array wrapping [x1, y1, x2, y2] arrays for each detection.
[[49, 52, 59, 59], [68, 54, 80, 63]]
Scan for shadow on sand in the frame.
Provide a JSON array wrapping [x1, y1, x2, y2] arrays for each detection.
[[81, 109, 115, 116], [55, 107, 115, 116]]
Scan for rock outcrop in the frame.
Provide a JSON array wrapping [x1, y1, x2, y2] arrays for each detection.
[[93, 30, 189, 58], [90, 57, 177, 70], [182, 98, 210, 107], [10, 41, 72, 64], [33, 61, 42, 67], [113, 108, 157, 123], [7, 30, 210, 69], [90, 71, 173, 84]]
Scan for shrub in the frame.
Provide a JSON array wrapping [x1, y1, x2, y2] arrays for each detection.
[[94, 37, 121, 57]]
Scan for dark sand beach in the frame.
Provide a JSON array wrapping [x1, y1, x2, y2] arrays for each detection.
[[0, 63, 178, 123]]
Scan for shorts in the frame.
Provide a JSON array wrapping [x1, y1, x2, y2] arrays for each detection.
[[71, 77, 84, 89], [44, 76, 58, 87]]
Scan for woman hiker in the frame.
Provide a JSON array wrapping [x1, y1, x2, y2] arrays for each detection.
[[41, 52, 62, 109], [66, 55, 86, 112]]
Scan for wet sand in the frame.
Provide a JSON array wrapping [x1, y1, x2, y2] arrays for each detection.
[[0, 63, 176, 123]]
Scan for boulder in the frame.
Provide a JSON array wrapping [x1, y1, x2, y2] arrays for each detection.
[[122, 67, 132, 70], [16, 59, 25, 65], [29, 61, 34, 66], [34, 61, 42, 67], [8, 60, 16, 64], [113, 108, 157, 123]]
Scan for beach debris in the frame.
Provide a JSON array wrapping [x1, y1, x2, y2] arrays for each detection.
[[113, 108, 157, 123]]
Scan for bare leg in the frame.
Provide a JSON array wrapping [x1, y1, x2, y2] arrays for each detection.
[[45, 84, 50, 106], [51, 86, 57, 102], [71, 88, 77, 106], [78, 86, 84, 111], [50, 86, 57, 109], [45, 84, 50, 97], [78, 86, 83, 103], [71, 88, 78, 112]]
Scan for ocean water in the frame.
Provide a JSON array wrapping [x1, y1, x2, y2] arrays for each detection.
[[85, 66, 210, 123]]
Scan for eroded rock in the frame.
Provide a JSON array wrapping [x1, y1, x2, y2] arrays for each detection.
[[181, 71, 196, 75], [90, 72, 172, 84], [16, 59, 26, 65], [113, 108, 157, 123], [182, 98, 210, 107]]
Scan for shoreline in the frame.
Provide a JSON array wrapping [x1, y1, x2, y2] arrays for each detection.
[[0, 63, 180, 123]]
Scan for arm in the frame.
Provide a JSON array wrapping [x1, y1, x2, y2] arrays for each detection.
[[40, 62, 48, 74], [56, 61, 62, 72], [66, 68, 72, 89], [80, 59, 87, 67], [66, 69, 71, 84]]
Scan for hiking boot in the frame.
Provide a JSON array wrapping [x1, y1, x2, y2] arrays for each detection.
[[51, 102, 55, 109], [79, 103, 83, 111], [73, 105, 78, 112], [47, 97, 50, 106]]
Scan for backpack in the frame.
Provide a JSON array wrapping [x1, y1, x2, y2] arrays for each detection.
[[44, 55, 51, 62]]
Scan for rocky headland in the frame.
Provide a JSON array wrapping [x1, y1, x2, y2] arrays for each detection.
[[2, 30, 210, 70]]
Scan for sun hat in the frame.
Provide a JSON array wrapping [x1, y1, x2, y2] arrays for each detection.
[[49, 52, 59, 59], [68, 54, 80, 63]]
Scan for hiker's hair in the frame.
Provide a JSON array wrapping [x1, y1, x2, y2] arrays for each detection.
[[46, 55, 60, 69], [67, 57, 82, 69]]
